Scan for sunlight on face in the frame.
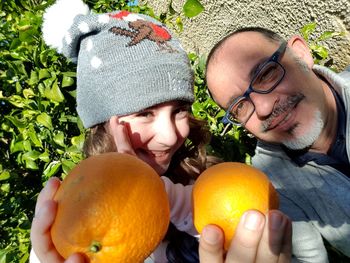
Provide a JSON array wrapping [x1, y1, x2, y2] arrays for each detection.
[[118, 101, 191, 175]]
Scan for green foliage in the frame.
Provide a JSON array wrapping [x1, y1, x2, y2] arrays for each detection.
[[183, 0, 204, 18], [86, 0, 156, 16], [0, 1, 85, 261], [159, 0, 204, 34], [300, 22, 345, 68], [159, 1, 185, 33]]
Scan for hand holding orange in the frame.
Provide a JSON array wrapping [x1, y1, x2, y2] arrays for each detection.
[[50, 152, 170, 263], [193, 162, 279, 250]]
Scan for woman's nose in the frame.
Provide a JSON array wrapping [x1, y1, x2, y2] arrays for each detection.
[[154, 118, 178, 146]]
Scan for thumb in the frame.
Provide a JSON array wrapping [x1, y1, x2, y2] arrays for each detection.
[[65, 253, 87, 263], [198, 224, 224, 263]]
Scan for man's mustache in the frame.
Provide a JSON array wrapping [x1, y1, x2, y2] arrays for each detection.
[[261, 93, 305, 132]]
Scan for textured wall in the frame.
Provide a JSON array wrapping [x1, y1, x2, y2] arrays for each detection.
[[144, 0, 350, 70]]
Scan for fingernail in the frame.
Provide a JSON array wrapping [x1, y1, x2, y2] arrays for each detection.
[[242, 211, 263, 231], [45, 177, 58, 187], [269, 211, 283, 230], [202, 226, 220, 245]]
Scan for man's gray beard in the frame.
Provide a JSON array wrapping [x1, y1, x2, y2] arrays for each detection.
[[282, 110, 324, 150]]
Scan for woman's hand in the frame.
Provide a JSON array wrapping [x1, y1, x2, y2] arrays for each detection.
[[107, 116, 136, 155], [30, 177, 85, 263], [198, 210, 292, 263], [30, 116, 135, 263]]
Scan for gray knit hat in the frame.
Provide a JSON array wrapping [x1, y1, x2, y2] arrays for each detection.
[[42, 0, 194, 128]]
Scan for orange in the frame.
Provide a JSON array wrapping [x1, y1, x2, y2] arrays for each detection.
[[51, 152, 170, 263], [192, 162, 279, 250]]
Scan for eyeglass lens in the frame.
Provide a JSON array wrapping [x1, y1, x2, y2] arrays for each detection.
[[230, 61, 284, 123]]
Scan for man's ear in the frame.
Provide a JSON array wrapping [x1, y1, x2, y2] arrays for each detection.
[[287, 35, 314, 68]]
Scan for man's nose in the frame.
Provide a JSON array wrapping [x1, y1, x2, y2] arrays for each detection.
[[249, 92, 277, 119]]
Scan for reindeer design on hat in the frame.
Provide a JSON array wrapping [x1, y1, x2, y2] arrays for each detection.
[[109, 11, 177, 52]]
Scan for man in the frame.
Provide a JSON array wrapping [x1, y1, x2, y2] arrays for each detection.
[[205, 27, 350, 262]]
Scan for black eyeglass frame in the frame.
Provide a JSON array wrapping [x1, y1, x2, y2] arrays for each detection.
[[222, 41, 288, 126]]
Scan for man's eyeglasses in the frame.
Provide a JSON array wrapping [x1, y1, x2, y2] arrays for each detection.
[[222, 41, 287, 126]]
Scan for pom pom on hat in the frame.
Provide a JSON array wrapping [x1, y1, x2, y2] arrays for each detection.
[[42, 0, 89, 53]]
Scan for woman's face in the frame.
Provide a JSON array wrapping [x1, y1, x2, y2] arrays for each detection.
[[118, 101, 191, 175]]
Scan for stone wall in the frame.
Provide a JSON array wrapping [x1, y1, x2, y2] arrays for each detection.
[[145, 0, 350, 70]]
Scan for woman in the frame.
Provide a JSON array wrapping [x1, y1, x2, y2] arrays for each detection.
[[30, 0, 292, 262]]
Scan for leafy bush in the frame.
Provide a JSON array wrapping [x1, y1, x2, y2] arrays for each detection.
[[0, 1, 84, 261]]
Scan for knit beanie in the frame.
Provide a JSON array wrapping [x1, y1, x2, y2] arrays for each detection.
[[42, 0, 194, 128]]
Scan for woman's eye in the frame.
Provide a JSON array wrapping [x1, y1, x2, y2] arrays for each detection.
[[174, 106, 190, 117], [136, 111, 153, 118]]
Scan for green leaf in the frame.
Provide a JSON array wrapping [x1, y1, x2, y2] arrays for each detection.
[[39, 151, 50, 163], [311, 44, 328, 60], [24, 159, 39, 170], [17, 25, 32, 31], [19, 27, 37, 43], [8, 95, 26, 108], [28, 130, 43, 147], [61, 71, 77, 77], [71, 133, 85, 147], [197, 55, 206, 74], [176, 16, 183, 32], [188, 52, 198, 61], [22, 150, 41, 162], [5, 116, 27, 128], [300, 22, 316, 41], [1, 183, 10, 193], [39, 49, 51, 67], [23, 140, 32, 151], [0, 170, 10, 181], [23, 88, 35, 99], [28, 70, 39, 85], [20, 150, 41, 170], [62, 75, 75, 87], [22, 109, 37, 119], [43, 161, 61, 178], [44, 79, 65, 103], [62, 159, 76, 174], [183, 0, 204, 18], [10, 61, 28, 77], [36, 113, 53, 129], [54, 131, 66, 147], [9, 38, 21, 50], [0, 249, 8, 262], [39, 69, 51, 80], [67, 90, 77, 98], [16, 81, 23, 93], [317, 31, 343, 41]]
